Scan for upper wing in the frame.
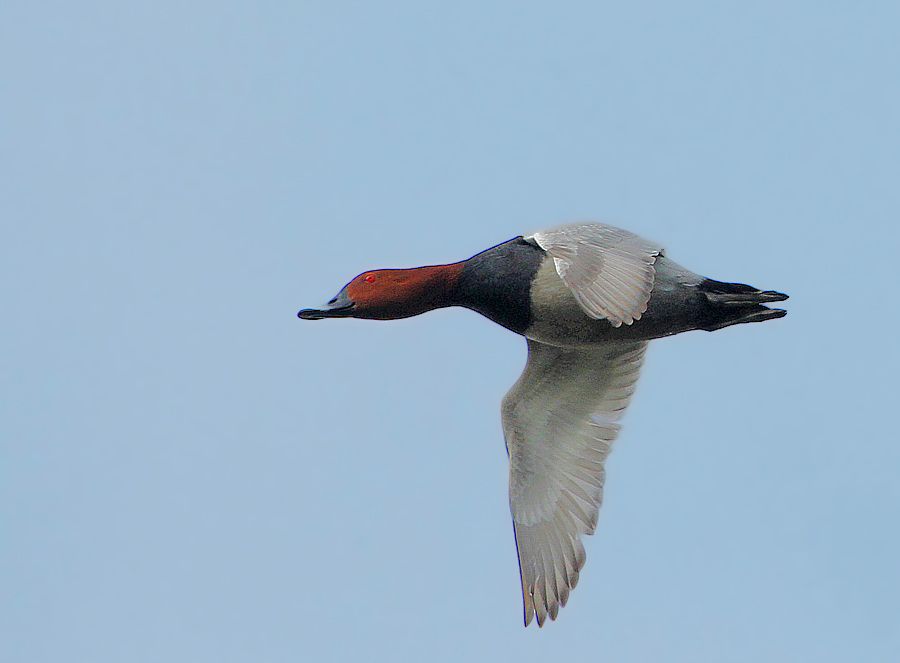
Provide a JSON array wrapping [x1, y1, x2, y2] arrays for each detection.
[[527, 223, 664, 327], [502, 338, 648, 626]]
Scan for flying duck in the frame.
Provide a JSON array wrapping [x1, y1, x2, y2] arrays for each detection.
[[298, 222, 787, 626]]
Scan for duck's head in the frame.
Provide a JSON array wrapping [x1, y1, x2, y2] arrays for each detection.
[[297, 264, 462, 321]]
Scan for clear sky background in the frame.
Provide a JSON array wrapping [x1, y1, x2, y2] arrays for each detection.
[[2, 2, 899, 661]]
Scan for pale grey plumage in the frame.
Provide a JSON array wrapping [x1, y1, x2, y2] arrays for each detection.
[[527, 223, 664, 327], [503, 338, 647, 626], [503, 223, 661, 626]]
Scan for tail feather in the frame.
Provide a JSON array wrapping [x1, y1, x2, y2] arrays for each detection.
[[703, 305, 787, 331], [700, 278, 788, 306], [698, 278, 788, 332]]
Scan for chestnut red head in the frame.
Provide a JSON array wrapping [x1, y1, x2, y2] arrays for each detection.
[[298, 263, 463, 321]]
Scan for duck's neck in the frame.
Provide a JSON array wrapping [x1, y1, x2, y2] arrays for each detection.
[[448, 237, 545, 333], [401, 262, 465, 310], [391, 237, 542, 332]]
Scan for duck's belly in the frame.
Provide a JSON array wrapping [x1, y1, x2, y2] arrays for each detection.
[[525, 256, 709, 347]]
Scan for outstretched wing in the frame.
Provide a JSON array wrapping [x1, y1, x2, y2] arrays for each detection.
[[502, 338, 648, 626], [528, 223, 664, 327]]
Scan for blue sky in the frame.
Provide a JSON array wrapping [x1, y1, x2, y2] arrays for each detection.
[[2, 2, 898, 661]]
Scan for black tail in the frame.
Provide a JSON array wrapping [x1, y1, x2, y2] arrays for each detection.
[[699, 278, 788, 331]]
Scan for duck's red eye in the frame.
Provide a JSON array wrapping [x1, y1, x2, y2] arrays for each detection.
[[364, 274, 376, 284]]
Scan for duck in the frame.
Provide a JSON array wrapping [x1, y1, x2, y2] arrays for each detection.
[[298, 222, 787, 627]]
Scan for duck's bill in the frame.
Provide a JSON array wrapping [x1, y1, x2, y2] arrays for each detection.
[[297, 287, 355, 320], [297, 303, 355, 320]]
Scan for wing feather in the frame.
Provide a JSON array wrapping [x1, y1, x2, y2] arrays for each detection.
[[528, 223, 664, 326], [503, 339, 648, 626]]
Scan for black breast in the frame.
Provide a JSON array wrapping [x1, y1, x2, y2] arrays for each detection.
[[452, 237, 545, 334]]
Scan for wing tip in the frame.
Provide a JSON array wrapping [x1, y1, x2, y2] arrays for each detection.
[[522, 586, 536, 627]]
